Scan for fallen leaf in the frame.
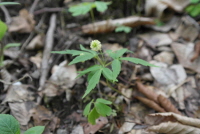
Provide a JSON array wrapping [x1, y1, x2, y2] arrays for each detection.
[[9, 9, 35, 33], [26, 34, 44, 50], [161, 0, 190, 12]]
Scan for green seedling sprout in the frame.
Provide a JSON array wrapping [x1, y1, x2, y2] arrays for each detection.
[[0, 2, 20, 6], [0, 114, 45, 134], [0, 21, 21, 67], [68, 1, 111, 23], [185, 0, 200, 17], [115, 25, 132, 33], [52, 40, 158, 124]]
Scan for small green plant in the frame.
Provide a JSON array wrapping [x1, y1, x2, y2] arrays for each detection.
[[185, 0, 200, 17], [0, 114, 45, 134], [0, 20, 21, 67], [115, 25, 132, 33], [52, 40, 157, 124], [68, 1, 111, 23]]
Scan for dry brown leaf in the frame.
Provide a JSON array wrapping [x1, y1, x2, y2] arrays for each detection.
[[83, 117, 108, 134], [136, 82, 158, 103], [171, 42, 200, 73], [82, 16, 155, 34], [148, 122, 200, 134], [0, 69, 12, 91], [26, 35, 44, 50], [135, 96, 166, 112], [175, 16, 199, 41], [157, 95, 182, 115], [146, 112, 200, 128], [128, 129, 156, 134], [153, 51, 174, 65], [161, 0, 190, 12], [191, 41, 200, 62], [9, 9, 35, 33]]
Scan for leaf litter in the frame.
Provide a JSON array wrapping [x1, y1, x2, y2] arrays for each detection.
[[0, 0, 200, 134]]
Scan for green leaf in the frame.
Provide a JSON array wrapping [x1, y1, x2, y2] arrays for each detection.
[[120, 57, 158, 67], [95, 1, 111, 12], [95, 102, 112, 116], [68, 2, 94, 16], [88, 108, 100, 125], [190, 0, 200, 3], [82, 69, 102, 98], [0, 21, 7, 41], [0, 114, 20, 134], [51, 50, 85, 56], [83, 100, 93, 117], [102, 67, 113, 81], [105, 50, 116, 59], [3, 43, 21, 50], [78, 65, 102, 74], [87, 71, 96, 82], [112, 59, 121, 80], [115, 49, 128, 58], [24, 126, 45, 134], [115, 25, 132, 33], [0, 2, 20, 6], [69, 53, 95, 65], [80, 45, 97, 55], [96, 98, 112, 105]]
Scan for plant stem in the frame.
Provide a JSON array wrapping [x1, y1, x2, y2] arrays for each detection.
[[106, 80, 130, 99], [96, 56, 104, 66], [0, 41, 4, 67], [90, 8, 95, 24]]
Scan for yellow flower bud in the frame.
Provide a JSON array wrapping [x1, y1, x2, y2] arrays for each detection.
[[90, 40, 102, 51]]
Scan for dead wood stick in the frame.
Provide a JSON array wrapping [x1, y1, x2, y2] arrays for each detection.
[[0, 5, 12, 24], [29, 0, 40, 14], [39, 14, 56, 90]]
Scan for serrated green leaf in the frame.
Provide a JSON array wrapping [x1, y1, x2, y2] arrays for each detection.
[[112, 59, 121, 80], [190, 0, 200, 3], [87, 71, 96, 82], [51, 50, 85, 56], [80, 45, 97, 55], [88, 108, 100, 125], [78, 65, 101, 74], [69, 53, 95, 65], [83, 100, 93, 117], [115, 49, 128, 58], [102, 67, 113, 81], [0, 114, 20, 134], [82, 69, 102, 98], [105, 50, 116, 59], [0, 21, 7, 41], [120, 57, 158, 67], [24, 126, 45, 134], [0, 2, 20, 6], [95, 1, 111, 12], [115, 25, 132, 33], [3, 43, 21, 50], [96, 98, 112, 105], [95, 102, 112, 116], [68, 2, 93, 16]]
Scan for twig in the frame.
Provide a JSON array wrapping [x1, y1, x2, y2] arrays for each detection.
[[29, 0, 40, 14], [0, 5, 12, 24], [0, 74, 32, 85], [34, 7, 63, 15], [39, 14, 57, 90]]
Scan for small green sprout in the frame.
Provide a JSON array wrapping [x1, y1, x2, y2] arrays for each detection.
[[51, 40, 158, 124], [0, 21, 21, 67], [0, 114, 45, 134], [0, 2, 20, 6], [115, 25, 132, 33], [185, 0, 200, 17]]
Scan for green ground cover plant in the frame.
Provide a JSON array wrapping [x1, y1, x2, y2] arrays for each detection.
[[68, 1, 111, 23], [185, 0, 200, 17], [0, 114, 45, 134], [52, 40, 158, 124], [115, 25, 132, 33]]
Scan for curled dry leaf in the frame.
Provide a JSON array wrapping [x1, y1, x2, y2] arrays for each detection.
[[9, 9, 35, 33], [148, 122, 200, 134], [157, 95, 182, 115], [145, 0, 174, 21], [26, 34, 44, 50], [136, 82, 158, 103], [146, 112, 200, 128], [135, 96, 166, 112], [160, 0, 190, 12], [82, 16, 155, 34]]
